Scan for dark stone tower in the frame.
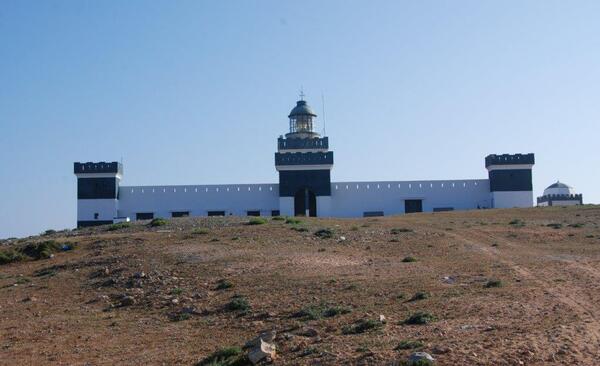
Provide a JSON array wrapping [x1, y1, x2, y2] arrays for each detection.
[[74, 161, 122, 227], [485, 153, 535, 208], [275, 96, 333, 216]]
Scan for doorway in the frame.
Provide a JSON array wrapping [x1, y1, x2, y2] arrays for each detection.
[[404, 199, 423, 214], [294, 188, 317, 217]]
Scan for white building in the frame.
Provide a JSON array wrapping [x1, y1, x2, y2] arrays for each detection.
[[74, 97, 536, 227], [537, 181, 583, 206]]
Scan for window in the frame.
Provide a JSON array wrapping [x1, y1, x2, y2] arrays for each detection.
[[433, 207, 454, 212], [246, 210, 260, 217], [136, 212, 154, 220], [207, 211, 225, 217], [171, 211, 189, 218], [94, 213, 99, 220], [271, 210, 280, 217], [363, 211, 384, 217]]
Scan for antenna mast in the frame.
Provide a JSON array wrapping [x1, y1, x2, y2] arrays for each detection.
[[321, 92, 326, 136]]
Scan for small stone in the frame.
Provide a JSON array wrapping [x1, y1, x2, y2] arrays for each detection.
[[339, 236, 346, 241], [120, 296, 135, 306], [432, 346, 451, 354], [408, 352, 435, 364], [248, 339, 276, 364], [245, 330, 277, 348], [379, 314, 386, 323], [296, 327, 318, 338], [171, 298, 179, 305], [442, 276, 456, 284]]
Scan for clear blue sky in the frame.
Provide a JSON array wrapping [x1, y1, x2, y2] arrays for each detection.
[[1, 1, 598, 238]]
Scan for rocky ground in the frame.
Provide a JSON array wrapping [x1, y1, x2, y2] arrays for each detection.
[[1, 206, 600, 365]]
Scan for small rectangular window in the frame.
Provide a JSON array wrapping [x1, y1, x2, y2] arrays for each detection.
[[94, 213, 99, 220], [363, 211, 384, 217], [271, 210, 280, 217], [171, 211, 189, 218], [136, 212, 154, 220], [246, 210, 261, 217], [207, 211, 226, 217]]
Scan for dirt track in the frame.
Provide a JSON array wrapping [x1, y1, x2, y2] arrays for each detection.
[[1, 206, 600, 365]]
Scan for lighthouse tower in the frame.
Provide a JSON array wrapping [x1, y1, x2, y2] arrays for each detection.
[[275, 95, 333, 216]]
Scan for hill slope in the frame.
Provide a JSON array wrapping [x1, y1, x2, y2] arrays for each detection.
[[1, 206, 600, 365]]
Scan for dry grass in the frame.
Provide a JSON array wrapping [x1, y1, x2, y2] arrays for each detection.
[[1, 206, 600, 365]]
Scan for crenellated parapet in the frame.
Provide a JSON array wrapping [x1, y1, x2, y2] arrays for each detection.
[[278, 137, 328, 150], [485, 153, 535, 168], [275, 152, 334, 167], [74, 162, 123, 175], [537, 194, 583, 205]]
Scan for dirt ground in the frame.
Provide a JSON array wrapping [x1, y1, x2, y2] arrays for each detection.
[[2, 206, 600, 365]]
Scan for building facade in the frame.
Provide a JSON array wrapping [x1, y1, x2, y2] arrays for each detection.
[[537, 181, 583, 207], [74, 98, 536, 227]]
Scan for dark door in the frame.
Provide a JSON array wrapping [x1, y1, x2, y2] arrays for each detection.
[[294, 188, 317, 217], [404, 199, 423, 214]]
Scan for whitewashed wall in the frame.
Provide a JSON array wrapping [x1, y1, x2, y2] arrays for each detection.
[[491, 191, 533, 208], [77, 199, 118, 221], [114, 179, 493, 220], [326, 179, 491, 217], [118, 184, 280, 219]]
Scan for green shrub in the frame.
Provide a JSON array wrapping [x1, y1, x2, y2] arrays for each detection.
[[150, 218, 167, 227], [314, 228, 334, 239], [247, 217, 267, 225], [403, 311, 436, 325], [509, 219, 525, 227], [197, 346, 249, 366], [395, 339, 424, 350], [342, 318, 384, 334], [409, 292, 429, 301], [215, 279, 234, 290], [171, 312, 191, 322], [21, 241, 61, 260], [34, 267, 58, 277], [291, 226, 308, 232], [402, 256, 417, 263], [225, 295, 251, 313], [391, 228, 413, 234], [547, 223, 562, 229], [485, 279, 503, 288], [285, 218, 302, 225], [271, 216, 285, 221], [0, 250, 26, 265], [42, 229, 56, 236], [171, 287, 184, 295], [192, 228, 209, 235], [323, 306, 352, 318], [292, 306, 323, 320], [108, 222, 131, 231], [568, 223, 585, 228]]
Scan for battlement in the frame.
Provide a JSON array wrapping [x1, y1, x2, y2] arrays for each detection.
[[278, 137, 328, 150], [537, 194, 583, 204], [485, 153, 535, 168], [74, 162, 123, 175], [275, 152, 334, 166]]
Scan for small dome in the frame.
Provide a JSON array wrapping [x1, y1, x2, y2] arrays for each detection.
[[288, 100, 317, 118], [543, 181, 575, 196]]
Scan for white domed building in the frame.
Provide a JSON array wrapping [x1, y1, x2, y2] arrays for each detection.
[[537, 181, 583, 206]]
